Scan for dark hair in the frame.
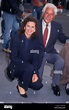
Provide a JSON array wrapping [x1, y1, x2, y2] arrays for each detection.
[[18, 15, 38, 38]]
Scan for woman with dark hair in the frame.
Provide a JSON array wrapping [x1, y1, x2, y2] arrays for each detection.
[[7, 15, 43, 98]]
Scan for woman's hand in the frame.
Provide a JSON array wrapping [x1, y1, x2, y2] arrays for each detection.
[[32, 74, 38, 83]]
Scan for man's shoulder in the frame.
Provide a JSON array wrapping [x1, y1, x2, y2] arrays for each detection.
[[38, 19, 42, 25], [52, 20, 62, 27]]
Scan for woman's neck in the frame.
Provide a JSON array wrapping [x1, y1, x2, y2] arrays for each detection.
[[25, 33, 31, 39]]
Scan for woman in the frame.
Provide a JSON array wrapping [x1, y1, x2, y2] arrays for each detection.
[[7, 16, 43, 98]]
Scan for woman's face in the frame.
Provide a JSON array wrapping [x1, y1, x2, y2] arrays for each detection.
[[24, 21, 36, 38]]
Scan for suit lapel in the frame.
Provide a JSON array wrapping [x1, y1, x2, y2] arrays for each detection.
[[46, 21, 56, 47]]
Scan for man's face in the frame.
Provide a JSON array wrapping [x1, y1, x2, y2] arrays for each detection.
[[43, 7, 55, 24]]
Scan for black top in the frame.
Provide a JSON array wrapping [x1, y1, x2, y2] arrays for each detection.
[[1, 0, 23, 16]]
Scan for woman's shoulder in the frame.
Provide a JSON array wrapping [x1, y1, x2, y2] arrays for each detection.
[[12, 33, 23, 40], [11, 34, 22, 44]]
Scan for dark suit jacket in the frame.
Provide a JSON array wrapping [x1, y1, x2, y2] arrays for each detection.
[[37, 19, 69, 67], [9, 34, 40, 74]]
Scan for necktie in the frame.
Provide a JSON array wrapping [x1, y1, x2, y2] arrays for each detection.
[[43, 24, 48, 47]]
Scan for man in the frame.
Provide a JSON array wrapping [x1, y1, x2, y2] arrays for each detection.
[[1, 0, 25, 53], [38, 3, 69, 96]]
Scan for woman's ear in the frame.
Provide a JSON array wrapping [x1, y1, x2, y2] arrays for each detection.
[[24, 27, 25, 30], [34, 30, 35, 32]]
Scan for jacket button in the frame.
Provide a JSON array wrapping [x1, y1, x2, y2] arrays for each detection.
[[22, 61, 24, 63]]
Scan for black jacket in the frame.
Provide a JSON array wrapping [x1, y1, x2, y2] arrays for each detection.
[[1, 0, 23, 16]]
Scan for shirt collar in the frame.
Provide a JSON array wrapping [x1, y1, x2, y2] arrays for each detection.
[[42, 19, 51, 27]]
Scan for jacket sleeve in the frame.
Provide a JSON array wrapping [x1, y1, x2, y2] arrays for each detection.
[[10, 35, 24, 64], [6, 0, 23, 16], [58, 23, 69, 43]]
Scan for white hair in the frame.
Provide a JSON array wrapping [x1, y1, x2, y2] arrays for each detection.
[[42, 3, 58, 16]]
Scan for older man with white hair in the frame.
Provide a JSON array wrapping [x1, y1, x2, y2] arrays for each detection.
[[37, 3, 69, 96]]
